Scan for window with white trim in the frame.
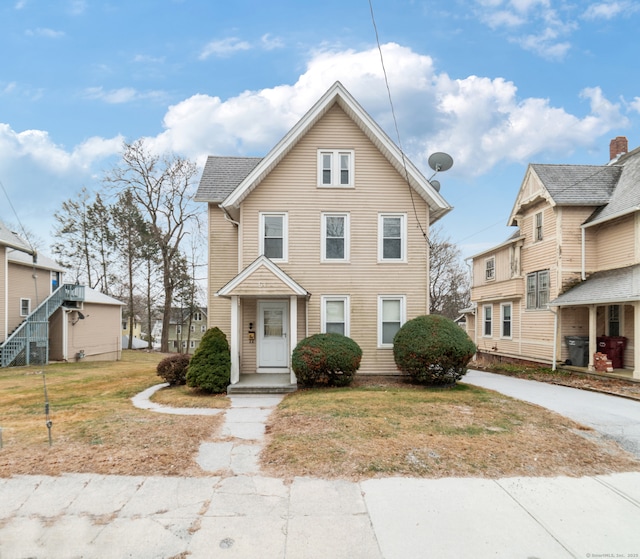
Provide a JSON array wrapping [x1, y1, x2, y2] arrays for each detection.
[[176, 325, 182, 334], [190, 340, 196, 349], [190, 324, 195, 333], [483, 304, 492, 337], [318, 150, 354, 187], [321, 296, 350, 336], [485, 257, 495, 281], [379, 214, 407, 262], [501, 303, 512, 338], [378, 295, 406, 347], [20, 298, 31, 317], [321, 213, 349, 261], [201, 325, 206, 333], [535, 211, 543, 242], [260, 212, 288, 261], [194, 312, 202, 322], [526, 270, 549, 309]]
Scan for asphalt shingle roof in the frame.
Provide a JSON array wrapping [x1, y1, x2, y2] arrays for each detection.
[[531, 164, 621, 205], [0, 220, 32, 252], [550, 265, 640, 306], [195, 156, 263, 203]]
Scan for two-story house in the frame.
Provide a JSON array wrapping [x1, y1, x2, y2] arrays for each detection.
[[1, 220, 123, 366], [464, 137, 640, 379], [167, 306, 208, 354], [195, 82, 452, 391]]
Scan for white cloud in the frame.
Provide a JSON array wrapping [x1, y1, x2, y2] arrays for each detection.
[[145, 43, 627, 177], [582, 1, 637, 19], [629, 97, 640, 114], [25, 28, 65, 39], [83, 86, 166, 104], [261, 33, 285, 50], [199, 37, 252, 59]]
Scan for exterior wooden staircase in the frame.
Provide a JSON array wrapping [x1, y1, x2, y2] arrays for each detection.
[[0, 284, 85, 367]]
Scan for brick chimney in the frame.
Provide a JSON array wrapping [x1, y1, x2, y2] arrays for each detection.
[[609, 136, 628, 160]]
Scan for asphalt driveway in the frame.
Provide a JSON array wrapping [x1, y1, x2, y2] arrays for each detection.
[[464, 369, 640, 458]]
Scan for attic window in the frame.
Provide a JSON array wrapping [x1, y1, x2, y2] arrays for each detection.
[[318, 150, 354, 187]]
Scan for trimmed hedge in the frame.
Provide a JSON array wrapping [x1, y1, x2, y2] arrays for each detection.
[[186, 327, 231, 393], [393, 314, 476, 385], [292, 333, 362, 388], [156, 353, 191, 385]]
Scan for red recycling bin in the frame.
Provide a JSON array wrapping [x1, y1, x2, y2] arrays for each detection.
[[596, 336, 627, 369]]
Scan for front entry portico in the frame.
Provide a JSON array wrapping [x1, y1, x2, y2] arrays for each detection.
[[216, 256, 310, 391]]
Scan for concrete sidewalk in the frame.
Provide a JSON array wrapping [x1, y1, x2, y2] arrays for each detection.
[[1, 472, 639, 558]]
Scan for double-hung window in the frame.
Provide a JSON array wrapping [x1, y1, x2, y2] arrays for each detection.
[[608, 305, 620, 336], [318, 150, 354, 187], [260, 212, 288, 261], [322, 296, 350, 336], [20, 298, 31, 317], [535, 211, 543, 242], [485, 257, 495, 281], [378, 295, 406, 347], [483, 304, 492, 337], [501, 303, 512, 338], [379, 214, 407, 262], [526, 270, 550, 309], [322, 213, 349, 261]]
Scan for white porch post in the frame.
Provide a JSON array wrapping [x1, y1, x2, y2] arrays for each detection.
[[289, 295, 298, 384], [634, 302, 640, 379], [588, 304, 597, 371], [230, 296, 240, 384]]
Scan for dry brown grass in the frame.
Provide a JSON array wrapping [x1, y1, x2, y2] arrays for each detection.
[[150, 385, 230, 409], [0, 351, 222, 477], [261, 383, 640, 481]]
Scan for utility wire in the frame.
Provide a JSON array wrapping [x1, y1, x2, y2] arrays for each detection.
[[368, 0, 431, 246]]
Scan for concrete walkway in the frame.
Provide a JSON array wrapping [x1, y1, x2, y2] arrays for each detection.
[[2, 377, 640, 558]]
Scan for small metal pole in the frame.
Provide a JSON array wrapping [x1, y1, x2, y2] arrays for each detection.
[[42, 371, 53, 447], [0, 427, 3, 449]]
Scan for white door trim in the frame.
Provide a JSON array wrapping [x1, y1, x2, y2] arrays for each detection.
[[257, 300, 289, 372]]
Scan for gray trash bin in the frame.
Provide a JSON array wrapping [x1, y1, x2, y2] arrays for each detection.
[[565, 336, 589, 367]]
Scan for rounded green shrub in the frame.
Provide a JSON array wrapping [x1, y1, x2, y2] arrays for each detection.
[[292, 333, 362, 388], [186, 327, 231, 393], [156, 353, 191, 385], [393, 314, 476, 386]]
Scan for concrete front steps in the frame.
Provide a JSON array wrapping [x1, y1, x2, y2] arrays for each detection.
[[227, 373, 297, 394]]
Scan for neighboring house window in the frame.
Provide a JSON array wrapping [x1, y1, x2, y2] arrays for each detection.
[[190, 324, 195, 333], [485, 257, 495, 281], [122, 321, 127, 330], [51, 271, 60, 292], [322, 213, 349, 261], [526, 270, 550, 309], [190, 340, 196, 349], [182, 341, 187, 349], [173, 341, 177, 348], [609, 305, 620, 336], [201, 325, 206, 333], [194, 312, 202, 322], [176, 325, 182, 334], [321, 296, 350, 336], [260, 212, 288, 261], [501, 303, 512, 338], [378, 296, 406, 347], [483, 304, 492, 337], [535, 211, 543, 242], [318, 150, 354, 187], [379, 214, 407, 262], [20, 298, 31, 317]]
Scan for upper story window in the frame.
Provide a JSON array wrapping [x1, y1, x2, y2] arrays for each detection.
[[322, 213, 350, 262], [321, 296, 350, 336], [501, 303, 512, 338], [526, 270, 549, 309], [193, 312, 202, 322], [260, 212, 288, 262], [20, 298, 31, 317], [483, 304, 492, 337], [485, 257, 495, 281], [201, 325, 206, 333], [535, 211, 543, 242], [379, 213, 407, 262], [318, 150, 354, 187]]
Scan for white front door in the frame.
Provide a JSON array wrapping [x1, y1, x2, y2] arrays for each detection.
[[258, 300, 289, 370]]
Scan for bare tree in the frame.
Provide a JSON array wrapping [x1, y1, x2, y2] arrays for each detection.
[[429, 226, 471, 319], [104, 139, 201, 352]]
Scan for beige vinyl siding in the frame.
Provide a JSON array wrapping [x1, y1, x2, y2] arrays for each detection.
[[520, 204, 556, 279], [623, 304, 634, 370], [67, 302, 122, 362], [557, 307, 589, 363], [208, 204, 237, 334], [0, 246, 6, 340], [557, 207, 596, 274], [238, 104, 430, 374], [7, 261, 51, 334], [592, 215, 635, 271]]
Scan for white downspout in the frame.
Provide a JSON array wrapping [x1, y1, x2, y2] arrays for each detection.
[[550, 306, 558, 370], [581, 226, 586, 280]]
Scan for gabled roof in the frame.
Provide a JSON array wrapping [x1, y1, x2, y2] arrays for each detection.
[[550, 264, 640, 307], [216, 255, 309, 298], [195, 156, 262, 203], [0, 221, 34, 255], [530, 164, 620, 205], [8, 248, 66, 272], [196, 81, 451, 224]]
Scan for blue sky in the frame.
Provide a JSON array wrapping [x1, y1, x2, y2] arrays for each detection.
[[1, 0, 639, 259]]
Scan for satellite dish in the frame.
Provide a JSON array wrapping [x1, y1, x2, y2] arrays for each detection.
[[430, 180, 441, 192], [428, 152, 454, 173]]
